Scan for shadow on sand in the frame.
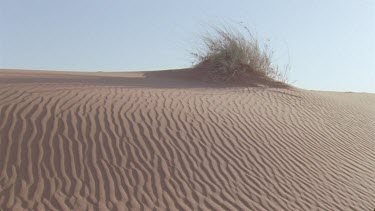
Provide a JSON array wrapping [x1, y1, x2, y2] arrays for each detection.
[[0, 68, 291, 90]]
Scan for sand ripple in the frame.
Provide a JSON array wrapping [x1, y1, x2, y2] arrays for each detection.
[[0, 70, 374, 210]]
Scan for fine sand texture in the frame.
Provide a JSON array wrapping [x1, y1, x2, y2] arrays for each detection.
[[0, 69, 374, 210]]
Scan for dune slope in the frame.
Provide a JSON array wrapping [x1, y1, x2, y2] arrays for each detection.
[[0, 69, 374, 210]]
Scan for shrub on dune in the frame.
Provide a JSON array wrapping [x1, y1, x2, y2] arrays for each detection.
[[192, 26, 289, 84]]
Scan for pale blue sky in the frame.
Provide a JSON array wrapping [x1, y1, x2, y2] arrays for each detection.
[[1, 0, 374, 92]]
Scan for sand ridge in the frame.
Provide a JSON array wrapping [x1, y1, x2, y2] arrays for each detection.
[[0, 69, 374, 210]]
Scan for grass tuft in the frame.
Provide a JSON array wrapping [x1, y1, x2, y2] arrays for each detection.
[[192, 25, 290, 84]]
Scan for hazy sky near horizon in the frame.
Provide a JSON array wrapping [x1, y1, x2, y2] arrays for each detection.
[[1, 0, 374, 92]]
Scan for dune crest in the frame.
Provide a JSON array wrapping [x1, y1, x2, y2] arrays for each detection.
[[0, 69, 374, 210]]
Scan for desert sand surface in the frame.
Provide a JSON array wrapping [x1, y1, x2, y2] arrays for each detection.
[[0, 69, 374, 210]]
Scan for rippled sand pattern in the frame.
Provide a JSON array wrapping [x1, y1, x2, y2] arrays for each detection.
[[0, 70, 374, 210]]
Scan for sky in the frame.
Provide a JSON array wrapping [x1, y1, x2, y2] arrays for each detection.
[[1, 0, 374, 92]]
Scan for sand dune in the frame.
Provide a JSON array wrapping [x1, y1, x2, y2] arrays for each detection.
[[0, 69, 374, 210]]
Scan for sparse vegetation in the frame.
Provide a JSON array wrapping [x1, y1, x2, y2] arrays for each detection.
[[192, 25, 290, 84]]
